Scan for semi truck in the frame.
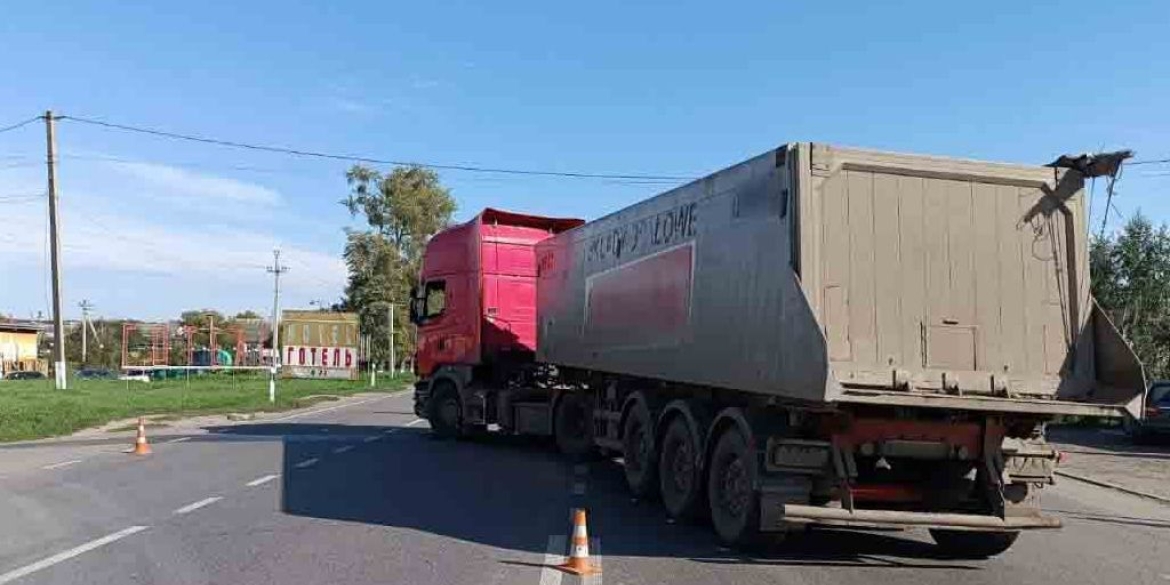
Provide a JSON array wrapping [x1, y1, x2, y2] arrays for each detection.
[[409, 143, 1145, 557]]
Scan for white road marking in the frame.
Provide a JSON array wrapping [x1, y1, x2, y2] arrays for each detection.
[[584, 538, 603, 585], [363, 436, 380, 443], [246, 474, 280, 487], [173, 497, 222, 515], [166, 437, 191, 444], [537, 535, 602, 585], [382, 429, 396, 434], [0, 525, 149, 585], [295, 457, 320, 468], [407, 419, 426, 427], [42, 459, 81, 470], [538, 534, 566, 585], [269, 395, 390, 422], [573, 464, 588, 475], [333, 445, 354, 454], [572, 482, 587, 496]]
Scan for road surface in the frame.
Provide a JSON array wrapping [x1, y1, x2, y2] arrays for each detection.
[[0, 392, 1167, 585]]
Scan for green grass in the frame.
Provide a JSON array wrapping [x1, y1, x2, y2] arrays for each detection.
[[0, 371, 414, 442]]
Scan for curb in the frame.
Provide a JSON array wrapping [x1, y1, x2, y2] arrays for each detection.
[[1055, 469, 1170, 505]]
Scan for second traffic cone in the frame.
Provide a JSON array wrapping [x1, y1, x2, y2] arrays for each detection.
[[557, 508, 600, 576], [132, 417, 152, 455]]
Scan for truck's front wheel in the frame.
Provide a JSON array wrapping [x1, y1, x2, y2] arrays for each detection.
[[429, 382, 462, 439], [929, 530, 1019, 558], [707, 426, 761, 547]]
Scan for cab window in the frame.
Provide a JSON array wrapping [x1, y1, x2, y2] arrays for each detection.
[[424, 280, 446, 319]]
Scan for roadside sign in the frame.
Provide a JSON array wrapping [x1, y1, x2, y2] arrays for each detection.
[[281, 310, 360, 380]]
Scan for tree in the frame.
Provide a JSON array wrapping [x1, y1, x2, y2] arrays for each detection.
[[234, 310, 262, 320], [341, 165, 456, 368], [1091, 213, 1170, 379]]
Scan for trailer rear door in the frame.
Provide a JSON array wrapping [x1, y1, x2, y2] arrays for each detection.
[[801, 144, 1089, 398]]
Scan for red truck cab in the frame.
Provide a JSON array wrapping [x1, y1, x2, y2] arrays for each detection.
[[411, 208, 582, 417]]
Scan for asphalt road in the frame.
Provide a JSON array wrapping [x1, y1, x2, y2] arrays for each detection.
[[0, 392, 1167, 585]]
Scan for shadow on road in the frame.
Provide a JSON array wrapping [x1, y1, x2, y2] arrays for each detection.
[[1048, 426, 1170, 458], [202, 421, 987, 568]]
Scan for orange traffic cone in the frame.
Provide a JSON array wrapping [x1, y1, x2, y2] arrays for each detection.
[[132, 417, 152, 455], [557, 508, 600, 576]]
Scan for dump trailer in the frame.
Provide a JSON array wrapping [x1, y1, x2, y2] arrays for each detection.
[[410, 143, 1145, 557]]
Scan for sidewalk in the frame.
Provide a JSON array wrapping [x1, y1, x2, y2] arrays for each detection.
[[1048, 426, 1170, 501]]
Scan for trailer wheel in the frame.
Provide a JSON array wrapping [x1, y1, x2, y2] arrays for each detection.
[[707, 426, 761, 547], [554, 393, 594, 458], [929, 530, 1019, 558], [429, 382, 462, 440], [658, 417, 704, 520], [621, 403, 657, 498]]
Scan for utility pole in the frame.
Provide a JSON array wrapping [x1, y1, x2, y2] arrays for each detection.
[[267, 249, 289, 403], [388, 303, 395, 377], [79, 300, 94, 364], [45, 111, 67, 390]]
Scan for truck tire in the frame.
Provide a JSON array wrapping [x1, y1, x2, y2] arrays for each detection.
[[658, 417, 704, 520], [622, 403, 657, 498], [429, 382, 462, 440], [554, 393, 594, 458], [707, 426, 761, 547], [929, 530, 1019, 558]]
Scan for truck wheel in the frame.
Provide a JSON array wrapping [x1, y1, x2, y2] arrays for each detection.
[[622, 403, 657, 498], [429, 383, 462, 440], [707, 426, 761, 547], [658, 417, 704, 520], [930, 530, 1019, 558], [554, 393, 594, 458]]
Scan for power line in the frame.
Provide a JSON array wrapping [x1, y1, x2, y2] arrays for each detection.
[[58, 115, 695, 181], [1129, 157, 1170, 166], [0, 115, 42, 136]]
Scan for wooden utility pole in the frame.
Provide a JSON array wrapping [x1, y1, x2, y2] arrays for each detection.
[[45, 111, 67, 389]]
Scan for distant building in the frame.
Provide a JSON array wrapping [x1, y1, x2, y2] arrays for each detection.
[[0, 321, 45, 376]]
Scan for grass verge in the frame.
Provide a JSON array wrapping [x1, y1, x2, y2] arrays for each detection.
[[0, 371, 414, 442]]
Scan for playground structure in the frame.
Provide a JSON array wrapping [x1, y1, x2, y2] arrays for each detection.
[[121, 320, 272, 372]]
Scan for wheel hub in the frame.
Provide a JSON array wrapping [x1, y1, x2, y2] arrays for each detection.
[[720, 457, 748, 517]]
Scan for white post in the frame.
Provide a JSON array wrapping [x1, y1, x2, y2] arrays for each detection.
[[388, 302, 395, 377]]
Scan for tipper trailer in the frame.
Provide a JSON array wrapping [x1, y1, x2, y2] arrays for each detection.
[[410, 143, 1144, 556]]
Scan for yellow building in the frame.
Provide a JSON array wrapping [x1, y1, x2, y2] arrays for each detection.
[[0, 322, 44, 376]]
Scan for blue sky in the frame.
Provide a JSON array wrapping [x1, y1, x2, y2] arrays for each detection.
[[0, 0, 1167, 320]]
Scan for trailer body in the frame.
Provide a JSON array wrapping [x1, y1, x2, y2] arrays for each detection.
[[536, 143, 1142, 418]]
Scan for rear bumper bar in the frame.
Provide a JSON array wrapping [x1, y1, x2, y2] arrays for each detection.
[[771, 504, 1061, 532]]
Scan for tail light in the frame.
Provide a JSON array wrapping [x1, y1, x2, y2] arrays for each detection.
[[1146, 406, 1162, 418]]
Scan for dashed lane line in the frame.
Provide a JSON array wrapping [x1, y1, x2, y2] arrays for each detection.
[[538, 535, 566, 585], [572, 482, 587, 496], [333, 445, 355, 454], [0, 525, 149, 585], [382, 429, 396, 434], [407, 419, 426, 427], [363, 436, 380, 443], [269, 395, 391, 423], [246, 474, 280, 487], [165, 437, 192, 444], [294, 458, 320, 469], [42, 459, 82, 470], [173, 497, 223, 515]]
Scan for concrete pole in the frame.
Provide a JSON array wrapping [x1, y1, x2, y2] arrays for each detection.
[[45, 111, 66, 390], [388, 303, 395, 377]]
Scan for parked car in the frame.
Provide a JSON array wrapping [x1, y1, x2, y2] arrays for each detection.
[[119, 369, 152, 382], [4, 371, 47, 380], [76, 368, 116, 380], [1124, 381, 1170, 442]]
